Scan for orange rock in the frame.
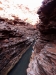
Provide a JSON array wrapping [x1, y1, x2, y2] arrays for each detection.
[[0, 7, 3, 10], [0, 1, 2, 4]]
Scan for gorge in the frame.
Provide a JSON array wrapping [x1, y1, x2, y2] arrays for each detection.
[[0, 0, 56, 75]]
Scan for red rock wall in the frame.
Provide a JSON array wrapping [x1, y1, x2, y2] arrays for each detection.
[[0, 18, 37, 75], [37, 0, 56, 34], [27, 0, 56, 75]]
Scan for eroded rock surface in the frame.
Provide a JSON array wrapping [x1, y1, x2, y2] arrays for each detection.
[[27, 0, 56, 75], [0, 17, 37, 75]]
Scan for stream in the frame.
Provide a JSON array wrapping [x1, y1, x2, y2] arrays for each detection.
[[8, 41, 35, 75]]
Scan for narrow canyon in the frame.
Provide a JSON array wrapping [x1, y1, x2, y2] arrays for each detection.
[[0, 0, 56, 75]]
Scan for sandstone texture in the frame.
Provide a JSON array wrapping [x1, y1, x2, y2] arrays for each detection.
[[27, 0, 56, 75], [0, 17, 37, 75]]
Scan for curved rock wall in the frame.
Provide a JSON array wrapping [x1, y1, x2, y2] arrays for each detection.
[[27, 0, 56, 75]]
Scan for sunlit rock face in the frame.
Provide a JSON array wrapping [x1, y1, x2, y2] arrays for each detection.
[[27, 0, 56, 75], [0, 18, 38, 75], [0, 0, 43, 75], [0, 0, 43, 25]]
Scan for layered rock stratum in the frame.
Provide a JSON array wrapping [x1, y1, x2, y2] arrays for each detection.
[[0, 0, 40, 75], [0, 17, 38, 75], [27, 0, 56, 75]]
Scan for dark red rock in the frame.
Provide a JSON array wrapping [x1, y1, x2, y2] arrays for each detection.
[[27, 0, 56, 75], [37, 0, 56, 34]]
